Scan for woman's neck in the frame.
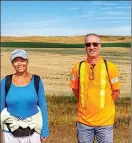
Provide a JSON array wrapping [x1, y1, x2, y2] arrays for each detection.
[[12, 72, 32, 86], [14, 71, 29, 78]]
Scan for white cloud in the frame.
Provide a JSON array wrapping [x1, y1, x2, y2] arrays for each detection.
[[2, 18, 71, 28], [1, 28, 83, 36], [114, 6, 131, 9], [106, 11, 128, 15], [94, 17, 130, 20], [68, 7, 80, 10], [1, 26, 130, 36], [5, 19, 59, 26], [102, 3, 117, 6], [90, 26, 131, 36], [78, 12, 94, 18], [96, 21, 126, 23], [101, 5, 130, 10], [101, 7, 113, 10]]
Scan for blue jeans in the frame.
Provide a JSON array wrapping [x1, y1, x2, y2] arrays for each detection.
[[76, 122, 113, 143]]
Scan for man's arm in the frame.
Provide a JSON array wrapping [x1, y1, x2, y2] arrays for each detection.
[[72, 88, 79, 100], [111, 89, 120, 103], [107, 62, 120, 103], [70, 63, 80, 100]]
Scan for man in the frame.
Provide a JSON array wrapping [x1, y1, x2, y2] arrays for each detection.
[[70, 33, 120, 143]]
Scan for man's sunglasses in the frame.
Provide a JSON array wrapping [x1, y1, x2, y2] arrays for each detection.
[[85, 42, 100, 47]]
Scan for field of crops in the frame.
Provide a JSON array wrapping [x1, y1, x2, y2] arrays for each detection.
[[1, 42, 131, 48]]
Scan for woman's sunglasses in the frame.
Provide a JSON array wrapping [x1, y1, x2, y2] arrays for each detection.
[[85, 42, 100, 47]]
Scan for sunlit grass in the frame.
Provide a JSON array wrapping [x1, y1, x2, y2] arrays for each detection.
[[44, 95, 131, 143], [0, 94, 130, 143], [0, 47, 130, 143]]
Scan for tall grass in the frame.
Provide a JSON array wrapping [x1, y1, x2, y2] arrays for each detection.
[[44, 95, 131, 143], [0, 96, 130, 143]]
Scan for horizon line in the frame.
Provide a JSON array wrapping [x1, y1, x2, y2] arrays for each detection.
[[1, 35, 131, 37]]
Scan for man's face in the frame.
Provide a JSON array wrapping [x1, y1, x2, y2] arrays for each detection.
[[84, 35, 101, 58]]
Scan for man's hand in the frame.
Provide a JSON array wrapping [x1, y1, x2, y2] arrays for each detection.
[[111, 90, 120, 103], [72, 88, 79, 100]]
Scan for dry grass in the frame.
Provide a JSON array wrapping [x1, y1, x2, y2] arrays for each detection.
[[1, 47, 131, 142], [0, 96, 130, 143], [44, 96, 131, 143], [1, 35, 131, 43], [1, 47, 131, 97]]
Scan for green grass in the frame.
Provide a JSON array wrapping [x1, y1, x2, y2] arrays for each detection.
[[1, 42, 131, 48]]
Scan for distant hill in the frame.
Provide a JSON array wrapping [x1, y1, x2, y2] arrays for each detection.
[[0, 36, 131, 43]]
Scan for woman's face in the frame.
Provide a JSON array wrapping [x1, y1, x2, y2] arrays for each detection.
[[12, 57, 28, 73]]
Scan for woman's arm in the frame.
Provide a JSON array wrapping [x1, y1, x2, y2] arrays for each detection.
[[37, 78, 49, 138], [0, 78, 6, 129], [0, 78, 6, 112]]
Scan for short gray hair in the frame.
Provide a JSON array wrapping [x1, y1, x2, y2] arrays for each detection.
[[85, 33, 100, 39]]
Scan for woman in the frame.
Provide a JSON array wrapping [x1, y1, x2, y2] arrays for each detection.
[[1, 49, 49, 143]]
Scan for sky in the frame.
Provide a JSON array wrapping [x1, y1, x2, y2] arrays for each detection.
[[1, 1, 131, 36]]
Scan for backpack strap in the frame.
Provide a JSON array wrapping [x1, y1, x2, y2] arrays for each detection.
[[78, 61, 84, 78], [33, 75, 40, 95], [5, 74, 13, 96], [78, 61, 84, 89], [104, 59, 108, 72], [103, 59, 111, 84]]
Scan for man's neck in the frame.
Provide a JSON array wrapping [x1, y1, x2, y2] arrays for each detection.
[[87, 56, 100, 65]]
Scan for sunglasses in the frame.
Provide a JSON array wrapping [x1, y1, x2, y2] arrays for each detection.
[[85, 42, 100, 47], [89, 67, 94, 80]]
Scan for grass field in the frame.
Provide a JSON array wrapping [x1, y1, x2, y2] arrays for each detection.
[[1, 35, 131, 43], [1, 47, 130, 97], [0, 96, 131, 143], [1, 44, 131, 142], [0, 95, 131, 143], [45, 95, 131, 143], [1, 42, 131, 48]]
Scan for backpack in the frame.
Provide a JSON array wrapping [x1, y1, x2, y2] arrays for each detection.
[[78, 59, 110, 81], [5, 74, 40, 96]]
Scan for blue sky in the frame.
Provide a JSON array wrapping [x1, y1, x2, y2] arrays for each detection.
[[1, 1, 131, 36]]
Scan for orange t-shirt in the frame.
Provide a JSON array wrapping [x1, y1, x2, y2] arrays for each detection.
[[70, 57, 120, 126]]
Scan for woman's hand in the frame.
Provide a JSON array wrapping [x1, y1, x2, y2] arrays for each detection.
[[41, 137, 47, 142]]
